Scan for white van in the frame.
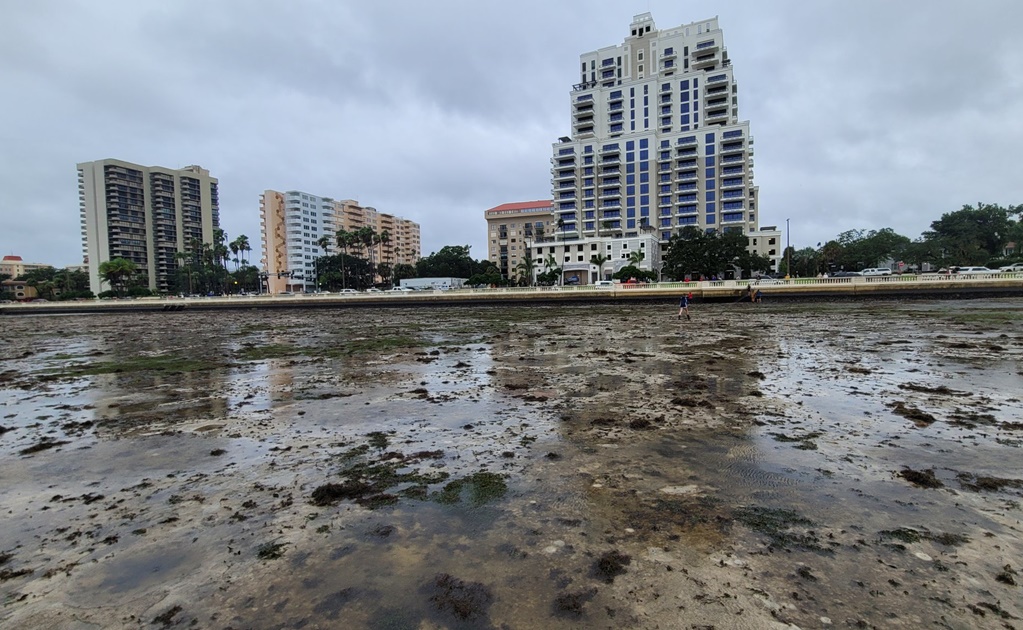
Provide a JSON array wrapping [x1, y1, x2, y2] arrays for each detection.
[[860, 268, 892, 276], [593, 280, 614, 288]]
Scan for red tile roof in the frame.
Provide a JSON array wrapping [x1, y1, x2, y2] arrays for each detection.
[[485, 200, 554, 213], [2, 255, 23, 261]]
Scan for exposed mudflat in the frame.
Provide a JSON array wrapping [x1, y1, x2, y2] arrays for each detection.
[[1, 299, 1021, 629]]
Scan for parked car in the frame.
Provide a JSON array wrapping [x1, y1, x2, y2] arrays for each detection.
[[593, 280, 614, 288], [338, 288, 358, 295], [955, 266, 998, 274], [831, 271, 862, 277], [860, 268, 892, 276], [998, 263, 1023, 272], [388, 286, 413, 292], [364, 287, 382, 293], [752, 278, 786, 285]]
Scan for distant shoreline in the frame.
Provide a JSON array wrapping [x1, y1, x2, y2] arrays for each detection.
[[4, 276, 1023, 315]]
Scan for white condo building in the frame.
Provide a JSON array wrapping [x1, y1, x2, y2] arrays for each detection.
[[551, 14, 767, 260]]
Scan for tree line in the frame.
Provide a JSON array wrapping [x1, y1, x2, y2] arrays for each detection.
[[5, 203, 1019, 300], [783, 203, 1023, 277]]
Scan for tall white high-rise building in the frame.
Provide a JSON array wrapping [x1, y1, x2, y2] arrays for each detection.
[[77, 159, 220, 294], [551, 14, 760, 251]]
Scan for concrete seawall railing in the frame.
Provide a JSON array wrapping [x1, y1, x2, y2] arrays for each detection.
[[2, 273, 1022, 315]]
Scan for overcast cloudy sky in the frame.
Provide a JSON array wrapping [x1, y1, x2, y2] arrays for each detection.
[[2, 0, 1021, 268]]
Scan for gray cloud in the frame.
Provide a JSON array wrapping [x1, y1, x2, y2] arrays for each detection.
[[1, 0, 1021, 267]]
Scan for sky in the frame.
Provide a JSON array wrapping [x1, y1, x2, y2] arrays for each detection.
[[2, 0, 1022, 268]]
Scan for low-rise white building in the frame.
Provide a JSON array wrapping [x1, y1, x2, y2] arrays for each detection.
[[532, 232, 662, 284]]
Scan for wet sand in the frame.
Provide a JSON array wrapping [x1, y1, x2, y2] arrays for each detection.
[[1, 300, 1021, 629]]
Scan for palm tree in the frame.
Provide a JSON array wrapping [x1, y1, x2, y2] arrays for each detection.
[[379, 230, 392, 284], [628, 250, 646, 266], [590, 253, 610, 284], [229, 239, 240, 270], [515, 253, 536, 286], [556, 218, 566, 242], [600, 220, 614, 239], [99, 258, 137, 297], [235, 234, 251, 267], [174, 251, 192, 294], [336, 229, 352, 290]]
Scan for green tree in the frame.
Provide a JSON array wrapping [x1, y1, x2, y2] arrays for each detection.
[[416, 245, 481, 278], [99, 258, 137, 297], [663, 227, 718, 279], [376, 263, 392, 288], [612, 265, 657, 282], [467, 263, 507, 287], [627, 250, 645, 266], [923, 203, 1017, 265], [393, 263, 417, 283]]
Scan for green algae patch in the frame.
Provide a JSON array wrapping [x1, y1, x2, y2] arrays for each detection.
[[236, 335, 423, 362], [433, 472, 508, 507], [734, 506, 827, 552], [256, 541, 287, 560], [237, 343, 302, 361], [46, 354, 218, 377], [311, 447, 451, 510]]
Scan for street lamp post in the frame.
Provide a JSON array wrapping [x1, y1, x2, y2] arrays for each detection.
[[786, 218, 791, 279]]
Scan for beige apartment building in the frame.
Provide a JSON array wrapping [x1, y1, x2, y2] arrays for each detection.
[[485, 201, 555, 281], [0, 255, 51, 279], [260, 190, 420, 293], [77, 159, 220, 294]]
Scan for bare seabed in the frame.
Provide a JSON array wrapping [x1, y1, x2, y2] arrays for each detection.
[[1, 300, 1021, 628]]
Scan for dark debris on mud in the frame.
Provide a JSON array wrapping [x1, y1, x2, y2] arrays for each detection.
[[899, 467, 944, 488], [425, 573, 495, 623]]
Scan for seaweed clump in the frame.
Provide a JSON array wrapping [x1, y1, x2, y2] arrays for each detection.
[[591, 550, 631, 584], [734, 506, 826, 552], [425, 573, 494, 622], [433, 472, 508, 507], [898, 468, 944, 489]]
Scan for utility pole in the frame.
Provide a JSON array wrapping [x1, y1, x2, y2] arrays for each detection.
[[786, 218, 791, 279]]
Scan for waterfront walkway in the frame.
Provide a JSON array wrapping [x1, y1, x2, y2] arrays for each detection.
[[3, 272, 1023, 315]]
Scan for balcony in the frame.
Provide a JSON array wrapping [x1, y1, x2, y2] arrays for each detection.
[[608, 92, 624, 104], [676, 171, 698, 182], [573, 117, 594, 129], [705, 109, 729, 123], [696, 40, 720, 54], [599, 190, 622, 200], [553, 169, 575, 181], [720, 142, 745, 155], [600, 155, 621, 165], [691, 55, 717, 69]]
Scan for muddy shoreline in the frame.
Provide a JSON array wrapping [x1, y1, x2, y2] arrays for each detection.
[[2, 300, 1021, 629]]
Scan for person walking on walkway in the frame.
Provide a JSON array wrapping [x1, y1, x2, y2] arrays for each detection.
[[678, 292, 692, 320]]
